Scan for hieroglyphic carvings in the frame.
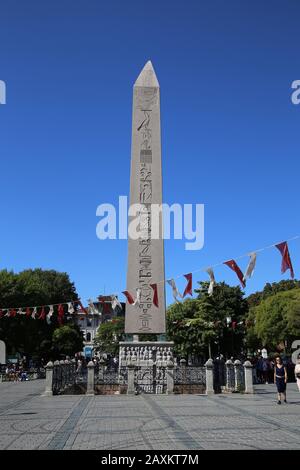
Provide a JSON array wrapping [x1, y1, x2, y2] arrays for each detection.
[[136, 92, 155, 332]]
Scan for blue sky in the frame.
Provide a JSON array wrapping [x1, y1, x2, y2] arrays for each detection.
[[0, 0, 299, 306]]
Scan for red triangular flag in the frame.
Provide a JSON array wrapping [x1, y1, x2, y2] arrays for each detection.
[[232, 321, 237, 330], [224, 259, 246, 288], [77, 300, 88, 314], [38, 306, 46, 320], [150, 284, 159, 308], [183, 273, 193, 297], [275, 242, 294, 279], [98, 296, 110, 314], [26, 307, 31, 317], [57, 304, 64, 325], [0, 309, 3, 318], [122, 290, 135, 305], [10, 308, 17, 318]]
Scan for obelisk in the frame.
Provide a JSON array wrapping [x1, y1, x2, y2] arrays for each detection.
[[125, 61, 166, 334]]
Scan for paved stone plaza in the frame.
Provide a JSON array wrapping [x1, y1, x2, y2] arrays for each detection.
[[0, 380, 300, 450]]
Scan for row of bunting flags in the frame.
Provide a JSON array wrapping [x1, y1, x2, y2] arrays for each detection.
[[0, 296, 124, 324], [0, 300, 88, 324], [122, 240, 295, 307], [0, 239, 297, 321]]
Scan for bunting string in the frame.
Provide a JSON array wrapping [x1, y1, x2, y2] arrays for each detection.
[[0, 235, 299, 315], [156, 235, 300, 286]]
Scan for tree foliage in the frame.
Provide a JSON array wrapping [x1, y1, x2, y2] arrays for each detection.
[[0, 268, 79, 360], [248, 288, 300, 350], [94, 318, 125, 356], [52, 326, 83, 357], [247, 280, 300, 308], [166, 282, 248, 360]]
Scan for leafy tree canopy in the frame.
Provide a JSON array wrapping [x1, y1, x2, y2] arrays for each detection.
[[249, 287, 300, 350], [0, 268, 79, 360], [94, 318, 125, 356], [166, 282, 248, 360], [247, 279, 300, 308], [52, 326, 83, 357]]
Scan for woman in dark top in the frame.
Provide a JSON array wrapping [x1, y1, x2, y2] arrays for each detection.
[[274, 356, 287, 404]]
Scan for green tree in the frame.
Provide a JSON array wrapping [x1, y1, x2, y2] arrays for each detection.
[[166, 281, 248, 360], [166, 298, 205, 359], [248, 288, 300, 351], [247, 279, 300, 308], [195, 281, 248, 358], [0, 268, 79, 360], [94, 318, 125, 356], [52, 326, 83, 357]]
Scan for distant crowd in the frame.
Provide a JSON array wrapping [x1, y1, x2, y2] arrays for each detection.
[[251, 355, 296, 384], [74, 353, 119, 374], [0, 358, 46, 382]]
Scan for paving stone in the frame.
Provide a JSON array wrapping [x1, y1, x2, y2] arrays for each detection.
[[1, 381, 300, 449]]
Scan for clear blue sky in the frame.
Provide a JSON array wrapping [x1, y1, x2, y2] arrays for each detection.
[[0, 0, 299, 306]]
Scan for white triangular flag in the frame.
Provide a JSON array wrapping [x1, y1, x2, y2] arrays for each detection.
[[17, 308, 25, 315], [243, 252, 257, 281], [111, 295, 122, 311], [4, 309, 9, 317], [31, 307, 37, 319], [88, 299, 98, 315], [133, 288, 141, 306], [167, 279, 182, 302], [46, 305, 54, 324], [206, 268, 216, 296], [67, 302, 75, 314]]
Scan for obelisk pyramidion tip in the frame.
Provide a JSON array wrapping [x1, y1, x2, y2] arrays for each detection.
[[134, 60, 159, 88]]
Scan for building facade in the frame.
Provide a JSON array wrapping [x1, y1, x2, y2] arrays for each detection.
[[74, 295, 125, 357]]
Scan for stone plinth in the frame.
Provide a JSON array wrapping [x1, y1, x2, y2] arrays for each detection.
[[119, 341, 174, 395], [119, 341, 174, 367]]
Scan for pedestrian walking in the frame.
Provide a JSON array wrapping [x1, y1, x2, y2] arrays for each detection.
[[274, 356, 288, 404], [294, 354, 300, 393]]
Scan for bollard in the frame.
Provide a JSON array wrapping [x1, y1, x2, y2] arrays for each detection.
[[205, 358, 214, 394], [86, 361, 95, 396], [43, 361, 54, 396], [243, 360, 254, 394], [234, 360, 244, 392]]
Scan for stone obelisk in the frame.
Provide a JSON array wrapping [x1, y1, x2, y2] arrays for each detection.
[[125, 61, 166, 334]]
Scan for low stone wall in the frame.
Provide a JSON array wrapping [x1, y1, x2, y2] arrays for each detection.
[[60, 384, 87, 395], [94, 384, 127, 395], [174, 384, 206, 394]]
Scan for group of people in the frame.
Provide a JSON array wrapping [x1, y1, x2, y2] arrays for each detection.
[[75, 354, 119, 374], [254, 355, 295, 385], [3, 363, 28, 381], [0, 357, 46, 382]]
